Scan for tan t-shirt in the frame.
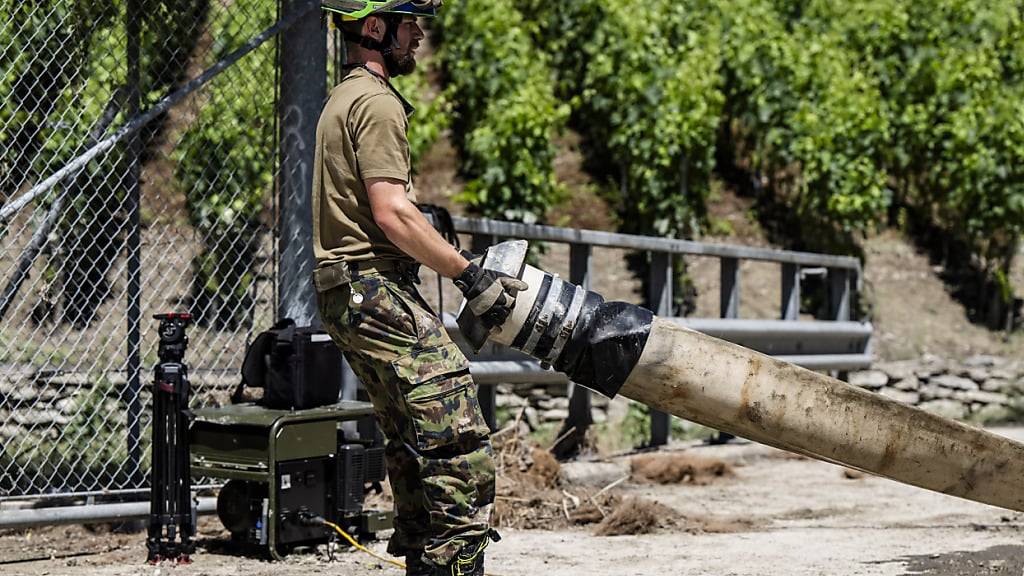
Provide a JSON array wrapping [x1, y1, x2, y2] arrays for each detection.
[[312, 66, 417, 271]]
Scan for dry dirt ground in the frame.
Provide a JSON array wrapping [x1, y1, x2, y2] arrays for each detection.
[[5, 427, 1024, 576]]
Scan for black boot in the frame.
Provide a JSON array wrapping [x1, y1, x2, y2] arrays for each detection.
[[439, 531, 498, 576], [405, 551, 433, 576]]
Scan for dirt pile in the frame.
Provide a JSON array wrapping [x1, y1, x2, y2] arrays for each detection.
[[630, 453, 734, 485], [593, 498, 675, 536]]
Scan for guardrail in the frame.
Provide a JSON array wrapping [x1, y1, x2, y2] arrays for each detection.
[[438, 217, 871, 450]]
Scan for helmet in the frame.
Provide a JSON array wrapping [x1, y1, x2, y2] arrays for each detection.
[[321, 0, 442, 20]]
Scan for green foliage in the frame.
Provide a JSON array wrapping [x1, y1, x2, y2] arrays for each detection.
[[392, 56, 451, 171], [576, 0, 723, 237], [175, 0, 272, 328], [438, 0, 567, 223]]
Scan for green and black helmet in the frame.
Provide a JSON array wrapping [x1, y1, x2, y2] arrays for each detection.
[[321, 0, 442, 21]]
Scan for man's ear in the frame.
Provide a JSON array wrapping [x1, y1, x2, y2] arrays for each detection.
[[362, 15, 385, 41]]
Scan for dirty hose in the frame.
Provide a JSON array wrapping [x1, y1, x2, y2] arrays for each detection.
[[458, 240, 1024, 513]]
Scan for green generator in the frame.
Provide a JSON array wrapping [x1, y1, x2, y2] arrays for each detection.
[[190, 401, 392, 560]]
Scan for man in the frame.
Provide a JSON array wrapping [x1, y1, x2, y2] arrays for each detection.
[[312, 2, 527, 575]]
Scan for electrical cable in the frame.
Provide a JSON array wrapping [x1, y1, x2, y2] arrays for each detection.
[[313, 515, 504, 576], [322, 518, 408, 570]]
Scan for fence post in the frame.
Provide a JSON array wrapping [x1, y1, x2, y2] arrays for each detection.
[[552, 243, 593, 458], [781, 262, 800, 321], [829, 268, 851, 321], [648, 252, 672, 447], [125, 0, 145, 489], [277, 0, 326, 326], [472, 233, 500, 430], [721, 257, 740, 319]]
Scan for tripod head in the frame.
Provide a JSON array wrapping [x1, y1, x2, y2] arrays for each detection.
[[154, 313, 192, 364]]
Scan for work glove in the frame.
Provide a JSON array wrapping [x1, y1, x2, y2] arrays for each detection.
[[454, 254, 529, 333]]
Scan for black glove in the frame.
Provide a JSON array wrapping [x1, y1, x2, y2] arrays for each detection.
[[454, 259, 529, 332]]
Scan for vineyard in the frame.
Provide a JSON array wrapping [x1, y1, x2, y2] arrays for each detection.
[[435, 0, 1024, 327], [2, 0, 1021, 331]]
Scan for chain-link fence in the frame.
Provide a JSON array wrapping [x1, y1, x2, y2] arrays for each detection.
[[0, 0, 321, 500]]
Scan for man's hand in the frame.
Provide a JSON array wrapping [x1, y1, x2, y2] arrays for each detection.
[[454, 260, 529, 332]]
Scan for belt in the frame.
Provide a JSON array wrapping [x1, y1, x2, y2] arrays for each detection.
[[313, 259, 419, 293]]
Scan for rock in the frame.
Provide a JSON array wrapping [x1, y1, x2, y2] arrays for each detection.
[[919, 384, 954, 400], [963, 354, 1005, 368], [918, 400, 968, 420], [879, 388, 920, 405], [954, 390, 1010, 406], [990, 367, 1020, 381], [523, 406, 540, 430], [849, 370, 889, 389], [965, 367, 991, 383], [538, 397, 569, 411], [496, 393, 528, 408], [559, 460, 629, 487], [541, 408, 569, 422], [893, 376, 921, 391], [981, 378, 1012, 393], [970, 404, 1014, 424], [55, 397, 78, 413], [876, 360, 918, 381], [12, 409, 70, 426], [592, 410, 607, 424], [931, 374, 978, 391], [0, 425, 21, 440]]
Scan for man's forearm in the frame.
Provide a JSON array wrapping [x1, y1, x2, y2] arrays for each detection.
[[378, 201, 468, 278]]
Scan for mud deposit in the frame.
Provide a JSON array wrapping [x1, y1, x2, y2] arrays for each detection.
[[900, 544, 1024, 575], [630, 453, 733, 485]]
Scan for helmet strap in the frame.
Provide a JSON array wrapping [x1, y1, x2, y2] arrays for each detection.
[[342, 14, 401, 63]]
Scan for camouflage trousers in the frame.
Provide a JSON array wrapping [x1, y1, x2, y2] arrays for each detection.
[[317, 269, 496, 565]]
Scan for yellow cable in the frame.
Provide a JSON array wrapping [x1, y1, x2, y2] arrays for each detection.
[[322, 519, 504, 576], [323, 519, 408, 571]]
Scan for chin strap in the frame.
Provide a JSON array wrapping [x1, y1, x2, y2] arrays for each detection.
[[343, 13, 401, 58]]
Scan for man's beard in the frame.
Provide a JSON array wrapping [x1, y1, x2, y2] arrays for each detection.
[[385, 50, 416, 77]]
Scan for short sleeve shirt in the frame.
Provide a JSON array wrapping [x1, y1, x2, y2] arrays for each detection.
[[312, 66, 417, 268]]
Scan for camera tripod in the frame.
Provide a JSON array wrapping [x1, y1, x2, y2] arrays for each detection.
[[146, 313, 196, 563]]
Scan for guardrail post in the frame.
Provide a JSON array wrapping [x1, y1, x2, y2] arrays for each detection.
[[553, 243, 593, 458], [710, 257, 742, 445], [781, 262, 800, 321], [648, 252, 672, 447], [472, 233, 500, 430], [828, 268, 851, 321], [721, 257, 740, 319]]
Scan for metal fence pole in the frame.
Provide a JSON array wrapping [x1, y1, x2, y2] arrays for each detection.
[[277, 0, 326, 326], [647, 251, 672, 447], [781, 262, 801, 321], [125, 0, 145, 488]]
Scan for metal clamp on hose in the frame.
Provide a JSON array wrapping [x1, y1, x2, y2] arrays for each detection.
[[456, 240, 653, 399]]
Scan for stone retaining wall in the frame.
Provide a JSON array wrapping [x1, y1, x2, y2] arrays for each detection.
[[847, 354, 1024, 422]]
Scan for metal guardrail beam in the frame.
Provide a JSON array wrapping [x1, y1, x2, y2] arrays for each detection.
[[450, 216, 862, 270], [0, 498, 217, 530]]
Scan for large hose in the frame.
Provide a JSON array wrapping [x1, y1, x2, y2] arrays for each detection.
[[459, 240, 1024, 513]]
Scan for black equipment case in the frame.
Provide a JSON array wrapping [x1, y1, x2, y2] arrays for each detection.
[[237, 319, 343, 410]]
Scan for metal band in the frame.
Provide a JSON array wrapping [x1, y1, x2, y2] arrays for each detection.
[[511, 274, 552, 350], [522, 277, 563, 356], [533, 280, 577, 362], [545, 284, 586, 363]]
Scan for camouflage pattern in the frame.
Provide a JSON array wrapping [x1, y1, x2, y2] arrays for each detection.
[[317, 269, 496, 566]]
